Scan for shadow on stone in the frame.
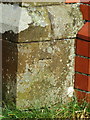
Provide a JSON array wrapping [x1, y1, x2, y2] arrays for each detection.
[[2, 3, 22, 110], [2, 32, 18, 109]]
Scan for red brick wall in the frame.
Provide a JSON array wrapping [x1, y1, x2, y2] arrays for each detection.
[[66, 1, 90, 102]]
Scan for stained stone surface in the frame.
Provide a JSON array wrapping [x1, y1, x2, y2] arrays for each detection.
[[1, 3, 83, 42], [47, 4, 84, 39], [22, 2, 63, 7], [17, 7, 51, 42], [1, 3, 51, 42], [3, 39, 75, 109], [2, 2, 83, 109]]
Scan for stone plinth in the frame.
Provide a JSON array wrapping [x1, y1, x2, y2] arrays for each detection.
[[1, 2, 83, 109]]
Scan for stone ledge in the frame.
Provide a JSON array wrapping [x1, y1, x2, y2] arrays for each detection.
[[22, 2, 64, 7], [1, 3, 83, 42]]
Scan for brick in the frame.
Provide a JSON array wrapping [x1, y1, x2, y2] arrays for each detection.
[[86, 93, 90, 102], [80, 0, 90, 4], [75, 73, 90, 91], [75, 89, 90, 103], [80, 4, 90, 20], [75, 39, 90, 57], [65, 0, 90, 3], [77, 22, 90, 41], [65, 0, 80, 3], [75, 89, 86, 102], [75, 56, 90, 74]]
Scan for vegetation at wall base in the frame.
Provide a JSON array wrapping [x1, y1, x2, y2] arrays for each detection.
[[1, 97, 90, 119]]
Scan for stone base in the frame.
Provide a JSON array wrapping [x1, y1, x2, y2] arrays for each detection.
[[2, 39, 74, 109]]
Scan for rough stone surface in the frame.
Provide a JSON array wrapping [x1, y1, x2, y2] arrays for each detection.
[[19, 7, 51, 42], [47, 4, 84, 39], [2, 2, 82, 110], [1, 3, 83, 42], [0, 3, 32, 34], [2, 40, 18, 106], [22, 2, 64, 7], [3, 39, 75, 109], [1, 3, 51, 42], [17, 7, 51, 42]]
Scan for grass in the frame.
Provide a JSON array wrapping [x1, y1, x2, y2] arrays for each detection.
[[1, 97, 90, 119]]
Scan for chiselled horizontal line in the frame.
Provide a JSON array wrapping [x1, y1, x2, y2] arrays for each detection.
[[2, 37, 76, 44]]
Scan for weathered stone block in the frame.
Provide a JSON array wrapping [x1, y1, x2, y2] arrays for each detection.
[[3, 39, 75, 109], [22, 2, 64, 7], [18, 7, 51, 42], [1, 3, 83, 43], [47, 4, 84, 39], [1, 3, 51, 42]]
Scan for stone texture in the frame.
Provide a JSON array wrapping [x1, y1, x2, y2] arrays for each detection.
[[3, 39, 75, 109], [0, 3, 32, 34], [1, 3, 51, 42], [22, 2, 63, 7], [47, 4, 84, 39], [2, 4, 83, 43], [2, 2, 82, 110], [17, 7, 51, 42], [2, 40, 18, 106]]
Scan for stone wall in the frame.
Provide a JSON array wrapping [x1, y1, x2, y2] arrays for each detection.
[[2, 2, 84, 109]]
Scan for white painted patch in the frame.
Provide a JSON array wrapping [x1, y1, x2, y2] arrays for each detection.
[[67, 87, 74, 97], [0, 3, 32, 33]]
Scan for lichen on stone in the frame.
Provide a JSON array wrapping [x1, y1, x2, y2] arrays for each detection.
[[0, 3, 32, 33], [27, 7, 49, 27]]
